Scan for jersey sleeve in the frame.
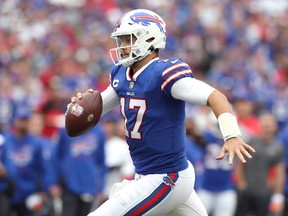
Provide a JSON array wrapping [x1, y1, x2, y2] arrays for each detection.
[[161, 58, 193, 96], [109, 65, 120, 86]]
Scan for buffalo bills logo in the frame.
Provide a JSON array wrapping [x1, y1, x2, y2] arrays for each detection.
[[163, 176, 175, 189], [71, 140, 97, 157], [130, 12, 165, 32]]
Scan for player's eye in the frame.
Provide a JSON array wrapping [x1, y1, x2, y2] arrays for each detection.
[[126, 38, 131, 43], [117, 35, 132, 47]]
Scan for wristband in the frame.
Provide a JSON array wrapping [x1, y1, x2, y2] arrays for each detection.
[[218, 112, 241, 141]]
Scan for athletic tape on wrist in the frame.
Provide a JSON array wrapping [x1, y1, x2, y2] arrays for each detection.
[[218, 112, 241, 141]]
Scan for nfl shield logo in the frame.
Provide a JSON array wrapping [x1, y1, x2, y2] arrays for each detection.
[[129, 81, 134, 89], [71, 104, 84, 117]]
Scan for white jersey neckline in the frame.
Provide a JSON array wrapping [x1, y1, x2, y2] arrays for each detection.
[[126, 57, 160, 81]]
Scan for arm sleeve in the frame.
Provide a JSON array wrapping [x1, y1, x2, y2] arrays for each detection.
[[171, 77, 215, 105], [100, 85, 119, 116]]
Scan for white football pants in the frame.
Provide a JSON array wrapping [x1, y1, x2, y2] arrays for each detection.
[[197, 189, 237, 216], [88, 162, 207, 216]]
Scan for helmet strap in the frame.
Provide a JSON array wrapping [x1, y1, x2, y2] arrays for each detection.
[[148, 45, 155, 52]]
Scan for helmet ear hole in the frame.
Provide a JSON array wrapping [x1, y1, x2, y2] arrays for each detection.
[[146, 37, 155, 43]]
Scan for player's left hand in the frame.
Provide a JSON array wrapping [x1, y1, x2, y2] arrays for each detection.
[[215, 137, 255, 164]]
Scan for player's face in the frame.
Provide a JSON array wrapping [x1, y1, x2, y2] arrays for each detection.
[[14, 118, 29, 136], [29, 113, 44, 135], [117, 34, 136, 59]]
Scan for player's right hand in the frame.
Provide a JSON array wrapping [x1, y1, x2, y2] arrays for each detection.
[[67, 89, 94, 115], [69, 89, 94, 107]]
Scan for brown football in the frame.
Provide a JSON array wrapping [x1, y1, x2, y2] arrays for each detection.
[[65, 91, 102, 137]]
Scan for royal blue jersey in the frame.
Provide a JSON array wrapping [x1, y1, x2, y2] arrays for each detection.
[[0, 134, 8, 193], [36, 136, 58, 192], [110, 57, 193, 174], [185, 137, 204, 190], [201, 131, 235, 192], [3, 133, 46, 204], [277, 126, 288, 194], [56, 126, 106, 196]]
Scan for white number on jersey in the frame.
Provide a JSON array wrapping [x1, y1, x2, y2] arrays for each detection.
[[120, 97, 147, 140], [205, 143, 233, 170]]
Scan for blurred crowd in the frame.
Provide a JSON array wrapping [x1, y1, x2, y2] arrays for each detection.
[[0, 0, 288, 216]]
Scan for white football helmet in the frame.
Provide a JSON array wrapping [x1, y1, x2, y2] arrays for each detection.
[[109, 9, 166, 67]]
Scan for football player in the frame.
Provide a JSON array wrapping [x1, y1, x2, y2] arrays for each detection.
[[70, 9, 255, 216]]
